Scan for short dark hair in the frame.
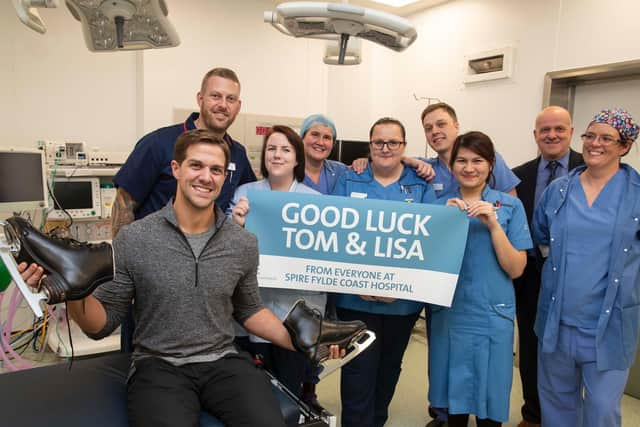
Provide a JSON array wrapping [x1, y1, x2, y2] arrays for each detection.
[[369, 117, 406, 141], [174, 129, 230, 169], [260, 125, 306, 183], [420, 102, 458, 124], [449, 131, 496, 185], [200, 67, 240, 93]]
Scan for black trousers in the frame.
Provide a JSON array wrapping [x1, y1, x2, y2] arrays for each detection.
[[127, 354, 286, 427], [337, 307, 420, 427], [242, 341, 308, 398], [448, 414, 501, 427], [513, 256, 542, 424]]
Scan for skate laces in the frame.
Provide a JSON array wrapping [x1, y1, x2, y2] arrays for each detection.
[[48, 234, 106, 249]]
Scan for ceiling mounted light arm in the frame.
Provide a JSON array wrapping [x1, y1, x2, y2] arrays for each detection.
[[324, 36, 361, 65], [12, 0, 59, 34], [338, 33, 349, 64], [264, 1, 417, 65], [65, 0, 180, 52]]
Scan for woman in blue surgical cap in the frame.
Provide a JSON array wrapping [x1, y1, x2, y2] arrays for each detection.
[[533, 108, 640, 427], [300, 114, 348, 194]]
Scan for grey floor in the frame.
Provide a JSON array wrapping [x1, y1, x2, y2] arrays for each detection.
[[316, 318, 640, 427]]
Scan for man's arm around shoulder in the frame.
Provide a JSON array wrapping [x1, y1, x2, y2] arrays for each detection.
[[111, 187, 139, 237]]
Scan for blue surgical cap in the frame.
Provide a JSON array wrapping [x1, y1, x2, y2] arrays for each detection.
[[300, 114, 337, 142]]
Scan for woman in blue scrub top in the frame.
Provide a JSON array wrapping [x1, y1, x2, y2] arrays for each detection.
[[299, 113, 434, 407], [428, 131, 532, 427], [533, 108, 640, 427], [332, 117, 437, 427], [229, 125, 324, 398]]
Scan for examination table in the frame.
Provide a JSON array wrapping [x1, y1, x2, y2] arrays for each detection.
[[0, 352, 304, 426]]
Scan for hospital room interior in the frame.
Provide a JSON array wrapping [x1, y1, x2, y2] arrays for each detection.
[[1, 1, 640, 426]]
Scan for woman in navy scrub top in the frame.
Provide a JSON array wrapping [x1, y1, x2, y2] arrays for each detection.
[[533, 108, 640, 427], [428, 131, 532, 427]]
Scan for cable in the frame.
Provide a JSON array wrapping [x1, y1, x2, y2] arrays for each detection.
[[46, 179, 74, 229], [50, 305, 69, 357], [0, 288, 34, 371], [64, 301, 74, 370], [39, 312, 48, 350], [45, 157, 74, 229]]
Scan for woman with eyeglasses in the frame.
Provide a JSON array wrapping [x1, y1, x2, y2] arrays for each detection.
[[228, 125, 324, 398], [427, 131, 531, 427], [533, 108, 640, 427], [331, 117, 437, 427], [299, 113, 435, 407]]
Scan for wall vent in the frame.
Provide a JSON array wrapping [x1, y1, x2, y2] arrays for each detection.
[[464, 47, 514, 83]]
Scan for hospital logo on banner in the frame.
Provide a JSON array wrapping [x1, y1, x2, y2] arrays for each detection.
[[245, 191, 469, 307]]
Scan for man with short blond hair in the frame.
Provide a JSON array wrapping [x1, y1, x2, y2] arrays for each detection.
[[112, 67, 255, 238], [420, 102, 519, 198]]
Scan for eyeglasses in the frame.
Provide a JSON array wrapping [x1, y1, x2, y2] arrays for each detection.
[[580, 132, 620, 145], [370, 140, 405, 150]]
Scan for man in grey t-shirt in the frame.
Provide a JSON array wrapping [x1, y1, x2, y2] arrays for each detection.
[[19, 129, 341, 427]]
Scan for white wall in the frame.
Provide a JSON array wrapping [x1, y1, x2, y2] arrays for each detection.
[[331, 0, 640, 164], [555, 0, 640, 70], [1, 0, 331, 153], [387, 0, 560, 161], [141, 0, 330, 135], [0, 2, 138, 152], [572, 79, 640, 171], [3, 0, 640, 163]]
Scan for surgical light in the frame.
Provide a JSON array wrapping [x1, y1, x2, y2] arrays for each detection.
[[65, 0, 180, 52], [264, 1, 417, 65], [370, 0, 421, 6], [12, 0, 59, 34]]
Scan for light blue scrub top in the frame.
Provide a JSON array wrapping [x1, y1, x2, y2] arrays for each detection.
[[303, 159, 348, 195], [332, 164, 437, 315], [533, 164, 640, 370], [561, 170, 625, 329], [436, 187, 533, 312], [228, 179, 327, 343], [428, 186, 532, 422], [421, 152, 520, 198]]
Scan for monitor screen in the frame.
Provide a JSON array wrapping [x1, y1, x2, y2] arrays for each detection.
[[53, 181, 94, 210], [326, 139, 340, 162], [339, 140, 370, 166], [48, 177, 101, 220], [0, 150, 48, 212]]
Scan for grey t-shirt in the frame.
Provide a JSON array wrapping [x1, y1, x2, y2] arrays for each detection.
[[185, 227, 216, 259]]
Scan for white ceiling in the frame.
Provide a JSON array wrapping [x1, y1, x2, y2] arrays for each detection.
[[273, 0, 451, 17]]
